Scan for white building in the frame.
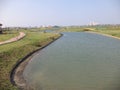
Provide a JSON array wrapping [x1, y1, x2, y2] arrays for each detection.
[[89, 21, 99, 26]]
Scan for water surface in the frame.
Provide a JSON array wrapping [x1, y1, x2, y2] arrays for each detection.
[[23, 32, 120, 90]]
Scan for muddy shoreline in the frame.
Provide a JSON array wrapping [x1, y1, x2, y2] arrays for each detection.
[[10, 34, 63, 90]]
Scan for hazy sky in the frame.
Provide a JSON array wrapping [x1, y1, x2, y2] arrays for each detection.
[[0, 0, 120, 27]]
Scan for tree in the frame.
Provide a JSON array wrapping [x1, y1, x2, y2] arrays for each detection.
[[0, 23, 2, 34]]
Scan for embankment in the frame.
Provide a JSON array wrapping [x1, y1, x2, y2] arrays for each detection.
[[10, 33, 63, 90]]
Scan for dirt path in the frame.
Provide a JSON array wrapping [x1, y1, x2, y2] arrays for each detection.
[[0, 32, 26, 45]]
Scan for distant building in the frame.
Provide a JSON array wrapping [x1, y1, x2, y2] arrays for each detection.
[[0, 23, 2, 34], [89, 21, 99, 26]]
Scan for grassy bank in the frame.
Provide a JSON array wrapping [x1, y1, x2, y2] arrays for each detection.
[[0, 30, 61, 90], [0, 32, 19, 42], [94, 29, 120, 38], [94, 26, 120, 37], [60, 26, 120, 38], [59, 27, 84, 32]]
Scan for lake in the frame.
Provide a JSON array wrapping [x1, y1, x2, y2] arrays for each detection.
[[23, 32, 120, 90]]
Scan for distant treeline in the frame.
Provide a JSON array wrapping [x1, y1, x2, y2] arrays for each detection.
[[2, 24, 120, 31]]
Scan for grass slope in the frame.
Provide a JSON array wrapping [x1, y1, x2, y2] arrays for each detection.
[[0, 32, 19, 42], [93, 26, 120, 38]]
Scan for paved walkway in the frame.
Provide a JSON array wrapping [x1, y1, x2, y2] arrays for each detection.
[[0, 32, 26, 45]]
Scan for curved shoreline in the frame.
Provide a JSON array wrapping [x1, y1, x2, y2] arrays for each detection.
[[10, 31, 120, 90], [86, 31, 120, 40], [10, 33, 63, 90]]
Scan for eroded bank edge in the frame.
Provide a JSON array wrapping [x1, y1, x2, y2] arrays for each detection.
[[10, 33, 63, 89]]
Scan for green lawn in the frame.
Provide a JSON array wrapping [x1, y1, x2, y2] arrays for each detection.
[[0, 32, 19, 42], [0, 30, 61, 90]]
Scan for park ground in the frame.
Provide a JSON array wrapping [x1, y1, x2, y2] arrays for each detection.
[[0, 25, 120, 90]]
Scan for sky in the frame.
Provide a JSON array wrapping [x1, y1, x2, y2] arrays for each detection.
[[0, 0, 120, 27]]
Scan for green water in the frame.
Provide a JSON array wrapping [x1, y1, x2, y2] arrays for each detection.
[[23, 32, 120, 90]]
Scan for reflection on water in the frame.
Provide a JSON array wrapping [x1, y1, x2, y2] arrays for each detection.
[[23, 32, 120, 90]]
